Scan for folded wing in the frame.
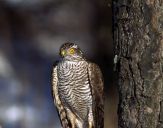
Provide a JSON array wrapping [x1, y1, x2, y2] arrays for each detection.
[[88, 62, 104, 128]]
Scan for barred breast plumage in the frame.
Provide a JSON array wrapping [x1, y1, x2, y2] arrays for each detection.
[[57, 60, 92, 120]]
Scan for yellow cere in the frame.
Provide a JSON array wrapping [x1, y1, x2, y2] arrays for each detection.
[[69, 48, 75, 54], [61, 50, 66, 56]]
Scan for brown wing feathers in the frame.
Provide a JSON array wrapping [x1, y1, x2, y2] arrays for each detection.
[[88, 63, 104, 128]]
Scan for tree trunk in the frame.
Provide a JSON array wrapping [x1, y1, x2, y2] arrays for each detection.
[[113, 0, 163, 128]]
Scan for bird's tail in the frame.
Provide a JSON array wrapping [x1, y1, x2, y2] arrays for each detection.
[[56, 102, 70, 128]]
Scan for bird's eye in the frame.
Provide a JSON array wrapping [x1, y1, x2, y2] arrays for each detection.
[[69, 48, 75, 54]]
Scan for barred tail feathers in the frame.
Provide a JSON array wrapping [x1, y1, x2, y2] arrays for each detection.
[[56, 102, 70, 128]]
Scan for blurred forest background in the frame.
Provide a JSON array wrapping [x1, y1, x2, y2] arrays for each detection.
[[0, 0, 118, 128]]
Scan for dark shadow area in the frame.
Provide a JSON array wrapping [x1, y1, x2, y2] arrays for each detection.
[[0, 0, 118, 128]]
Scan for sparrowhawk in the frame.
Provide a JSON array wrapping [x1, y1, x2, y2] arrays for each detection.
[[51, 42, 104, 128]]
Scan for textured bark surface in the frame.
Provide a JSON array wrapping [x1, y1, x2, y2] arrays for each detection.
[[113, 0, 163, 128]]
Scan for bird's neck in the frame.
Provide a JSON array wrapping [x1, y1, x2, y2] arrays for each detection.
[[63, 56, 86, 62]]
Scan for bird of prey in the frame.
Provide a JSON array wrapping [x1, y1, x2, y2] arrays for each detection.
[[51, 42, 104, 128]]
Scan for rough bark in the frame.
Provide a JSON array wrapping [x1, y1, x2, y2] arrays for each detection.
[[113, 0, 163, 128]]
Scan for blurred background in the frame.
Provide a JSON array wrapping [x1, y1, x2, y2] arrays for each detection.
[[0, 0, 118, 128]]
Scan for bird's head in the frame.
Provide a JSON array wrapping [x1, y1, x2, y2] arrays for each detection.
[[59, 42, 85, 61]]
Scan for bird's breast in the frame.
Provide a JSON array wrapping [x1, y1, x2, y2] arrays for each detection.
[[57, 61, 92, 119]]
